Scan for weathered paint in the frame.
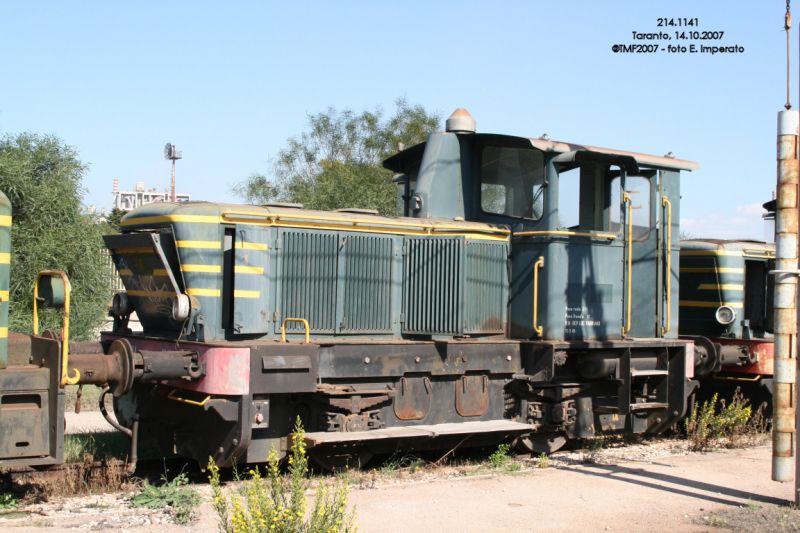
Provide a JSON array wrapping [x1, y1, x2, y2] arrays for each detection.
[[0, 192, 10, 369], [772, 109, 799, 483], [108, 336, 251, 395], [718, 339, 775, 376], [111, 203, 510, 342], [680, 239, 775, 340], [89, 123, 698, 468]]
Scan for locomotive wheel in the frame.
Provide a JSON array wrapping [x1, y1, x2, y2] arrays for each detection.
[[514, 433, 567, 455]]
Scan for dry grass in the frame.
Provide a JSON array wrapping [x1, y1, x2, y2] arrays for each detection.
[[8, 432, 132, 503], [13, 456, 130, 503], [328, 449, 535, 490], [700, 504, 800, 532]]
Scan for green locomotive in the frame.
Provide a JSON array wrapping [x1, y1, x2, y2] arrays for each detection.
[[679, 237, 775, 412], [0, 110, 698, 468]]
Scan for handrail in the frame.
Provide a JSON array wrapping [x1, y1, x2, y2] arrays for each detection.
[[532, 257, 544, 336], [281, 317, 311, 343], [221, 210, 511, 237], [513, 230, 617, 240], [167, 389, 211, 407], [742, 248, 776, 258], [33, 270, 79, 386], [621, 193, 633, 337], [661, 196, 672, 337]]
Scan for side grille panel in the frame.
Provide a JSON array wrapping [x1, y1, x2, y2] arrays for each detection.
[[339, 235, 393, 333], [464, 241, 508, 334], [403, 238, 463, 335], [279, 231, 338, 333]]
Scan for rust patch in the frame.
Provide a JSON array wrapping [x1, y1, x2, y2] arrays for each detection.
[[476, 315, 503, 333], [394, 376, 431, 420], [455, 374, 489, 417]]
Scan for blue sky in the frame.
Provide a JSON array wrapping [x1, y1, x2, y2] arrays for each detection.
[[0, 1, 793, 239]]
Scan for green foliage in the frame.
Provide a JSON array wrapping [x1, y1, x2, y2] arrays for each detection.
[[130, 472, 201, 525], [0, 491, 17, 510], [63, 431, 130, 463], [235, 98, 440, 216], [685, 389, 755, 451], [105, 207, 126, 232], [208, 418, 355, 533], [488, 443, 518, 471], [378, 454, 424, 475], [535, 452, 550, 469], [0, 133, 110, 340]]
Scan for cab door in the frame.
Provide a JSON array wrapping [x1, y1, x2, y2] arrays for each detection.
[[618, 172, 662, 338]]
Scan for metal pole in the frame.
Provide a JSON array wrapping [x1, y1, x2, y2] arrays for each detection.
[[773, 108, 799, 484], [171, 159, 177, 203], [795, 0, 800, 504]]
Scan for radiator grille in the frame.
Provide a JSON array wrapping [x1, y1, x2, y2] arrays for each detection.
[[403, 238, 463, 335], [464, 241, 507, 333], [279, 231, 338, 333], [340, 235, 393, 333]]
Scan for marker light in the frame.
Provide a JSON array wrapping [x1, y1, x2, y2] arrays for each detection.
[[715, 305, 736, 325]]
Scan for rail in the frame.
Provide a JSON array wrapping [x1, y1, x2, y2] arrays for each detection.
[[622, 193, 633, 337], [33, 270, 80, 386], [514, 230, 617, 240], [167, 389, 212, 407], [532, 257, 544, 336], [220, 210, 511, 238], [661, 196, 672, 336], [281, 317, 311, 343]]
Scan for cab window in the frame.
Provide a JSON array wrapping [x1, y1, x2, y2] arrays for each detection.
[[557, 163, 622, 232], [480, 146, 545, 220]]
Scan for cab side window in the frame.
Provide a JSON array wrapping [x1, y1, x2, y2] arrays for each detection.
[[480, 146, 545, 220]]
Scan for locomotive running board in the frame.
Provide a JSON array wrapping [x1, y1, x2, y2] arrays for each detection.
[[304, 420, 531, 447]]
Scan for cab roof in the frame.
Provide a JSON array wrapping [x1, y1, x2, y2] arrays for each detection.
[[383, 133, 699, 173]]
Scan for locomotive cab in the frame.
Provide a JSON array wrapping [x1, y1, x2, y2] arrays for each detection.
[[383, 110, 699, 450], [385, 113, 694, 342]]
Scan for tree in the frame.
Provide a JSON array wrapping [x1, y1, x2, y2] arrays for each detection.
[[105, 207, 126, 232], [235, 98, 440, 215], [0, 133, 110, 340]]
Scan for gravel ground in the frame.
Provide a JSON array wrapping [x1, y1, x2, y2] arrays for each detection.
[[1, 438, 795, 532]]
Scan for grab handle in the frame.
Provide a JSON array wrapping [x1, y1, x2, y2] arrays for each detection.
[[532, 257, 545, 336], [280, 317, 311, 343], [622, 193, 633, 337], [661, 196, 673, 336]]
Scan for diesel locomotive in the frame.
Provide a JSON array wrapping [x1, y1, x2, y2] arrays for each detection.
[[0, 109, 699, 468], [679, 230, 775, 412]]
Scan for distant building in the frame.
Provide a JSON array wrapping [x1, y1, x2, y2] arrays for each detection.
[[112, 178, 190, 211]]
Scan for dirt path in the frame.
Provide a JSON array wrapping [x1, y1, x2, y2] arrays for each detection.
[[1, 444, 795, 532], [351, 446, 792, 532], [64, 412, 116, 435]]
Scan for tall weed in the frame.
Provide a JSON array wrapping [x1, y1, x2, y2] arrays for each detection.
[[685, 388, 765, 450], [208, 418, 355, 533]]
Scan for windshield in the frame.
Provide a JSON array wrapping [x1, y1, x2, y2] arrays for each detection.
[[480, 146, 545, 220]]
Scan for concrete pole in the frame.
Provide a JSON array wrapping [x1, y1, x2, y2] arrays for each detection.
[[773, 109, 799, 483]]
